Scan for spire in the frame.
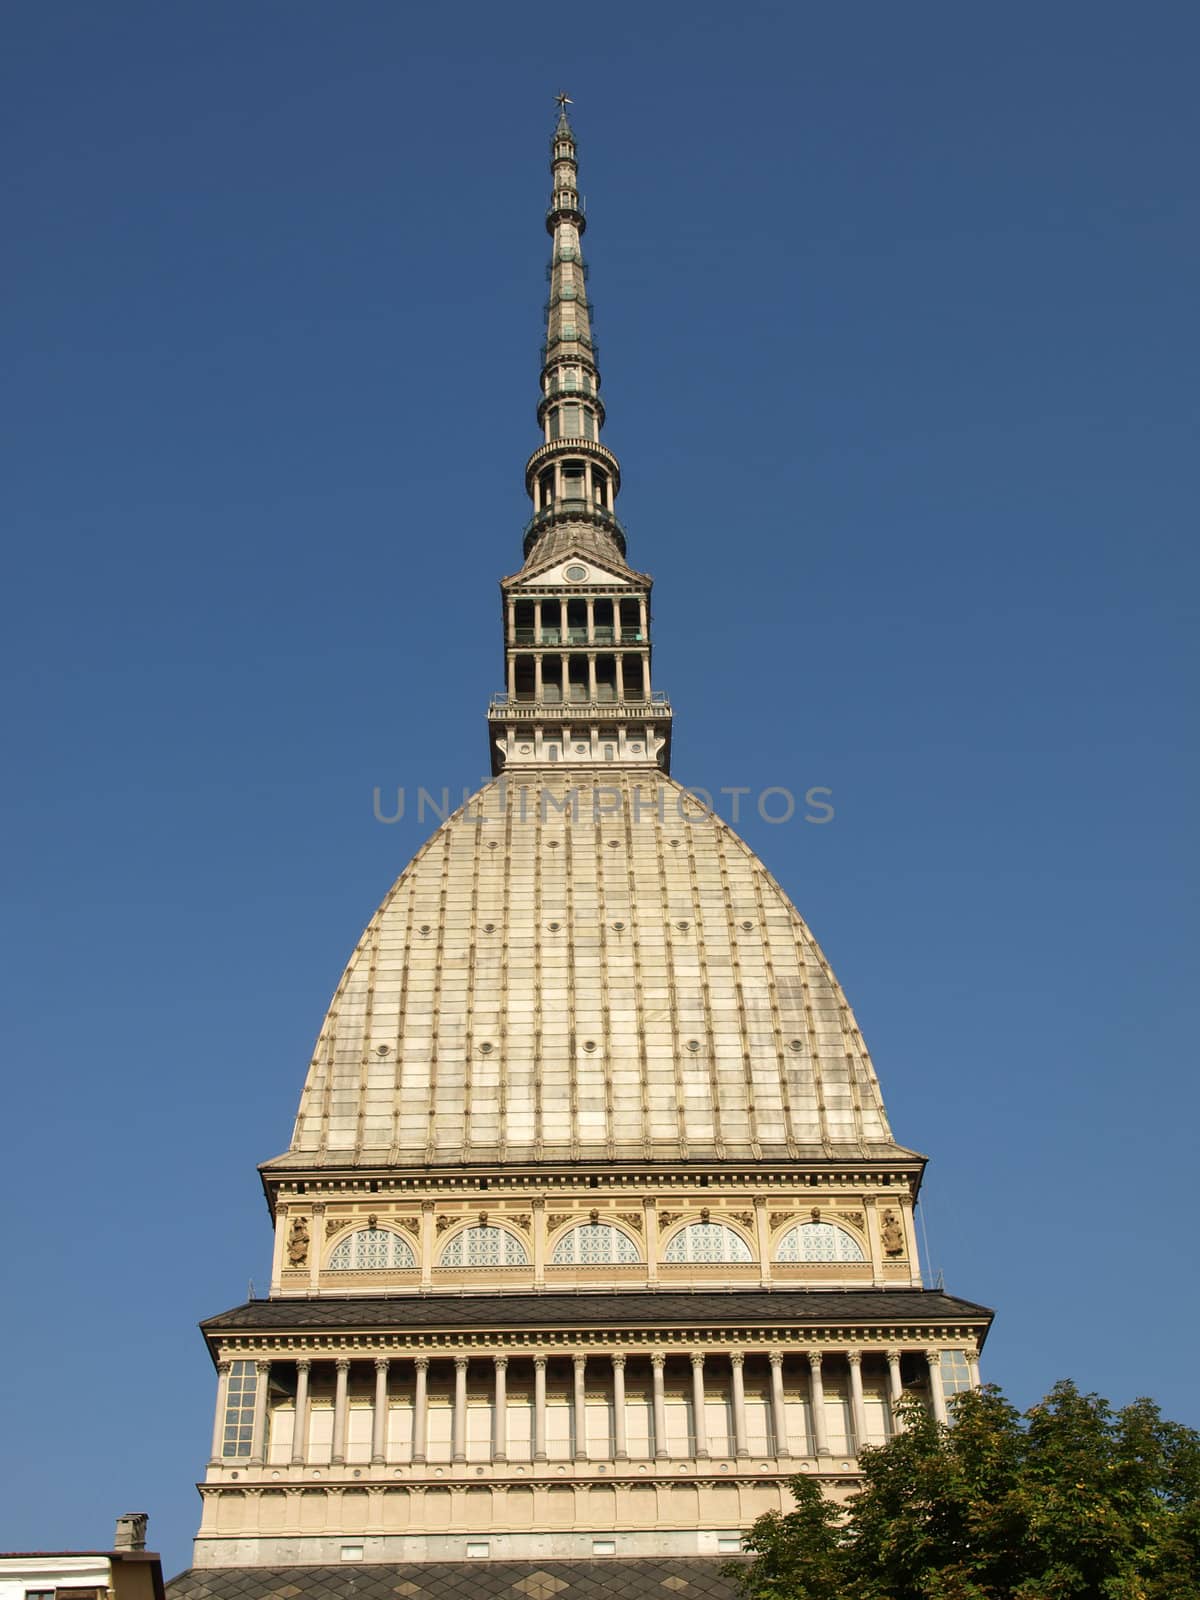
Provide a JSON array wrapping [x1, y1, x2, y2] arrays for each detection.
[[488, 102, 672, 777], [523, 95, 625, 568]]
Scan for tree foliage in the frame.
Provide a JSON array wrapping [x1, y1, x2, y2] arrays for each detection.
[[730, 1381, 1200, 1600]]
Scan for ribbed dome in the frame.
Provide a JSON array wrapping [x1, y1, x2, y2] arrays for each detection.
[[271, 774, 909, 1169]]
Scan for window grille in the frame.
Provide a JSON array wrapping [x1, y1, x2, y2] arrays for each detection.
[[222, 1359, 257, 1457], [441, 1225, 529, 1267], [551, 1222, 640, 1264], [663, 1222, 752, 1263], [328, 1227, 415, 1270], [941, 1349, 972, 1398], [776, 1222, 865, 1262]]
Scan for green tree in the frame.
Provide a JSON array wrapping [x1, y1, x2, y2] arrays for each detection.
[[727, 1382, 1200, 1600]]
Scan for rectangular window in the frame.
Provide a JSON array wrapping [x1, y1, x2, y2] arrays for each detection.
[[25, 1591, 55, 1599], [717, 1538, 743, 1554], [466, 1542, 490, 1559], [340, 1545, 364, 1563], [941, 1350, 972, 1398], [592, 1540, 616, 1556], [222, 1359, 257, 1457]]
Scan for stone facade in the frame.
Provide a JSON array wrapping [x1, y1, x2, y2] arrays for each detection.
[[175, 101, 992, 1584]]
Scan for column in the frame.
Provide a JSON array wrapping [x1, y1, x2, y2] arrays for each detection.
[[533, 1357, 548, 1462], [493, 1357, 508, 1464], [534, 654, 543, 701], [807, 1352, 829, 1456], [290, 1359, 311, 1465], [847, 1353, 868, 1458], [926, 1351, 948, 1424], [573, 1355, 588, 1461], [967, 1348, 981, 1389], [864, 1193, 885, 1286], [249, 1360, 271, 1466], [768, 1353, 790, 1460], [209, 1361, 232, 1465], [507, 598, 516, 644], [638, 597, 647, 639], [507, 655, 516, 698], [559, 598, 568, 639], [644, 1197, 659, 1286], [270, 1204, 288, 1296], [534, 600, 543, 641], [372, 1358, 390, 1465], [611, 1355, 628, 1460], [690, 1354, 709, 1460], [420, 1204, 434, 1289], [453, 1356, 468, 1463], [886, 1349, 904, 1432], [651, 1353, 668, 1460], [586, 597, 595, 643], [412, 1357, 429, 1465], [614, 655, 624, 702], [753, 1197, 772, 1286], [331, 1358, 350, 1465], [532, 1199, 546, 1289], [729, 1353, 749, 1458], [560, 652, 570, 705], [587, 653, 597, 702], [308, 1203, 324, 1292]]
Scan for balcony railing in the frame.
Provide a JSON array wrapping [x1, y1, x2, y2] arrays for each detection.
[[489, 690, 671, 719], [510, 628, 647, 647]]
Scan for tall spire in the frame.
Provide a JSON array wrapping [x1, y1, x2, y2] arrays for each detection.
[[523, 95, 625, 567], [487, 98, 672, 776]]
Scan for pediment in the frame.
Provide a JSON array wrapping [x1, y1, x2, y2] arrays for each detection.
[[508, 551, 636, 590]]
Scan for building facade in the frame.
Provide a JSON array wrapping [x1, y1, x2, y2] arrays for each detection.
[[3, 1515, 165, 1600], [169, 102, 992, 1598]]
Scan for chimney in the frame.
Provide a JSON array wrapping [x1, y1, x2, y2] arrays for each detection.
[[113, 1513, 148, 1552]]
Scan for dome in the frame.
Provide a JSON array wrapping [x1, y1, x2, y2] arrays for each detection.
[[269, 773, 910, 1169]]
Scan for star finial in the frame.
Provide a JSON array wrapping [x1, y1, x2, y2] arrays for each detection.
[[555, 91, 573, 113]]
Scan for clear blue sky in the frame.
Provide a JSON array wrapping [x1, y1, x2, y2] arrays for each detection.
[[2, 0, 1196, 1576]]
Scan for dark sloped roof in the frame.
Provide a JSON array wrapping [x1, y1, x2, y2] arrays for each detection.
[[167, 1559, 739, 1600], [202, 1288, 992, 1336]]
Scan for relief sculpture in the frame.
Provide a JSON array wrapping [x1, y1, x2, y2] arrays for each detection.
[[287, 1215, 310, 1267], [881, 1209, 906, 1256]]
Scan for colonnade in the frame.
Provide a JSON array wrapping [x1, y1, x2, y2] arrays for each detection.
[[212, 1347, 978, 1470], [509, 596, 648, 646]]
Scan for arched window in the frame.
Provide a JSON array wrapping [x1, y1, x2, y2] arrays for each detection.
[[663, 1222, 752, 1263], [551, 1223, 640, 1265], [776, 1222, 865, 1263], [328, 1228, 415, 1270], [440, 1225, 529, 1267]]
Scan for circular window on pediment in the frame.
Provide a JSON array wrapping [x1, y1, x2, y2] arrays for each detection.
[[564, 563, 589, 581]]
